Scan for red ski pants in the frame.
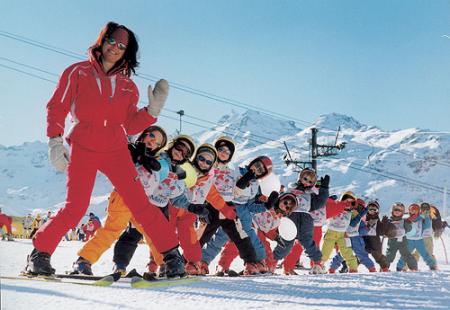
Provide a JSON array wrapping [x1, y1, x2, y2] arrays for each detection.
[[258, 229, 278, 267], [33, 143, 178, 255], [283, 226, 322, 270], [169, 207, 201, 263], [0, 214, 12, 234]]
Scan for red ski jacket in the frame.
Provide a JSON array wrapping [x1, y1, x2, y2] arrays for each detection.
[[46, 50, 156, 152]]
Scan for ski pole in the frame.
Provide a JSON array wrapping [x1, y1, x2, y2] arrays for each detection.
[[440, 236, 448, 264]]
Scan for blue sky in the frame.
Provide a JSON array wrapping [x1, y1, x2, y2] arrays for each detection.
[[1, 0, 449, 146]]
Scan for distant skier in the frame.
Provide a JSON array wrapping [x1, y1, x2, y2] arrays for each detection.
[[23, 214, 33, 239], [0, 208, 14, 241], [383, 203, 418, 271], [272, 168, 330, 274], [396, 203, 437, 271], [29, 213, 42, 239], [362, 200, 392, 272]]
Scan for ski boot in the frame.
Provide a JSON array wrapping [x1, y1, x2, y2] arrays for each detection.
[[199, 260, 209, 275], [266, 258, 277, 274], [339, 261, 348, 273], [162, 248, 186, 278], [310, 261, 326, 274], [283, 267, 298, 275], [25, 248, 55, 275], [328, 268, 336, 274], [185, 261, 201, 276], [215, 265, 228, 277], [146, 259, 158, 278], [5, 233, 14, 241], [158, 264, 166, 278], [112, 262, 127, 277], [256, 261, 268, 274], [243, 262, 258, 276], [368, 266, 377, 273], [73, 257, 93, 275], [349, 268, 358, 273], [380, 266, 390, 272]]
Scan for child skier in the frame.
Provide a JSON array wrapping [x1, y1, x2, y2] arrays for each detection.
[[396, 203, 437, 271], [320, 191, 359, 273], [199, 154, 277, 275], [328, 198, 377, 273], [384, 202, 418, 271], [363, 200, 391, 272], [272, 168, 330, 274]]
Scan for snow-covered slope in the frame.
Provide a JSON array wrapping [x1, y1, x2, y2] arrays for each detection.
[[1, 112, 449, 218], [1, 231, 450, 310]]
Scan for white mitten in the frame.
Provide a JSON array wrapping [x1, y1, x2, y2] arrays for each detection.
[[48, 136, 70, 172], [147, 79, 169, 117]]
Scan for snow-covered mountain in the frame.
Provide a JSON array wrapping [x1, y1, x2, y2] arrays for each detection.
[[200, 111, 450, 214], [1, 111, 449, 218]]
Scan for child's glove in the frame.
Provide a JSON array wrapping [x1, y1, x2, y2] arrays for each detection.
[[187, 204, 210, 223], [319, 175, 330, 189], [265, 191, 279, 210], [236, 170, 256, 189], [139, 155, 161, 174]]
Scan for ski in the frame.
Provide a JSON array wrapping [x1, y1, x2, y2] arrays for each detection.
[[130, 275, 202, 289], [214, 269, 240, 277], [55, 272, 121, 286], [2, 274, 114, 287]]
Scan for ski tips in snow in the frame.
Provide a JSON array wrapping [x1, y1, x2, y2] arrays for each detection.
[[130, 276, 202, 289]]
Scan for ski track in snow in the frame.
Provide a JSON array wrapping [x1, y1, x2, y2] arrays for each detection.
[[1, 238, 450, 310]]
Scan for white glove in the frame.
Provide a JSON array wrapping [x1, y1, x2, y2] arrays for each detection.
[[48, 136, 70, 172], [147, 79, 169, 117]]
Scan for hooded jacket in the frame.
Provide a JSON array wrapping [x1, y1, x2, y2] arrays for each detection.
[[46, 50, 155, 152]]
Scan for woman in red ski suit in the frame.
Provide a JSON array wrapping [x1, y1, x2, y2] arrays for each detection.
[[26, 22, 183, 276]]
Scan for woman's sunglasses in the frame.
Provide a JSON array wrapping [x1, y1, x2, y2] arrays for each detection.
[[105, 37, 127, 51], [392, 208, 403, 213], [197, 155, 213, 166], [368, 208, 378, 213]]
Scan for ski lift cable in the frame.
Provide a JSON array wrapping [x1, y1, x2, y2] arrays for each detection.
[[1, 60, 447, 170], [1, 61, 447, 194], [1, 36, 448, 167], [319, 156, 447, 194]]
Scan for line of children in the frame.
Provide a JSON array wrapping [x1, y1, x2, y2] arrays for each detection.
[[38, 124, 446, 277]]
